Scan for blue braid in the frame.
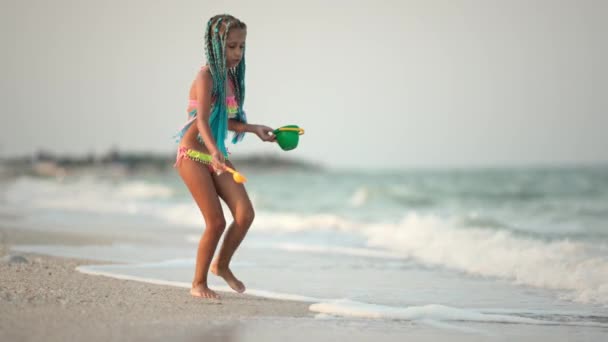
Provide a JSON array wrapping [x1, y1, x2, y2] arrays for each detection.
[[207, 17, 228, 155]]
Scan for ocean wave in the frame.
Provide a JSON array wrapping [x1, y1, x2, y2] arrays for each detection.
[[3, 176, 175, 215], [348, 187, 369, 207], [189, 208, 608, 305], [253, 212, 356, 232], [457, 213, 510, 230], [213, 209, 608, 305], [161, 209, 359, 233], [363, 213, 608, 305], [260, 242, 400, 259], [348, 186, 435, 208], [114, 181, 173, 200]]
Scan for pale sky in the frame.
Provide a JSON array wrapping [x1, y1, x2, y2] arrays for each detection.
[[1, 0, 607, 168]]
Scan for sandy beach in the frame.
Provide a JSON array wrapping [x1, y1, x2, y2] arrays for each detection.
[[0, 225, 312, 342]]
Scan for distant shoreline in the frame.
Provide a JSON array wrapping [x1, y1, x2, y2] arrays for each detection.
[[0, 150, 323, 178]]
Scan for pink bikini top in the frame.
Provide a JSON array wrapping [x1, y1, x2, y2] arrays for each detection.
[[187, 66, 239, 118], [188, 96, 238, 118]]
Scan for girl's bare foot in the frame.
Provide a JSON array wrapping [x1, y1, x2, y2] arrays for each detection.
[[210, 263, 246, 293], [190, 284, 220, 299]]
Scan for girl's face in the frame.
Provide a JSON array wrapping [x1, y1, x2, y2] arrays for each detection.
[[225, 28, 246, 68]]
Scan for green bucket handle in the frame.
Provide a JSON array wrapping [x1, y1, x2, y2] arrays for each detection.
[[273, 127, 305, 135]]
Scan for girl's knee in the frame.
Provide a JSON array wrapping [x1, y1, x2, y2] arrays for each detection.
[[236, 207, 255, 228], [206, 218, 227, 233]]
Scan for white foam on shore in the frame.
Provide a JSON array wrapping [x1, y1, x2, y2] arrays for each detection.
[[309, 299, 608, 327], [309, 299, 543, 323]]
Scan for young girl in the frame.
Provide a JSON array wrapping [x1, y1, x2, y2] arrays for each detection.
[[174, 14, 275, 299]]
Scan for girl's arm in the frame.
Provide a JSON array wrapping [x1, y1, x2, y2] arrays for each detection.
[[229, 120, 276, 142], [228, 119, 253, 134]]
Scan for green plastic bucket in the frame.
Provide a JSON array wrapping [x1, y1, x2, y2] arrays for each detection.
[[273, 125, 305, 151]]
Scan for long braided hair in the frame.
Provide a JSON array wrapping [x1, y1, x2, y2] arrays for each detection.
[[204, 14, 248, 156]]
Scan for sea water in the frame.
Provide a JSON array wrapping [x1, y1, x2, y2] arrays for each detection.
[[3, 164, 608, 336]]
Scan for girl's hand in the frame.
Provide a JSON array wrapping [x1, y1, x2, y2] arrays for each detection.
[[252, 125, 276, 142], [211, 150, 226, 174]]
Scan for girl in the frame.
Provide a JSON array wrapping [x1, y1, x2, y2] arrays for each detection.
[[174, 14, 275, 299]]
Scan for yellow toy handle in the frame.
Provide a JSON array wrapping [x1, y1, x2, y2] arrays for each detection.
[[276, 127, 305, 135], [224, 166, 248, 183]]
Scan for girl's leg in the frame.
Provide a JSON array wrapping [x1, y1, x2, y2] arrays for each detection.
[[210, 161, 255, 293], [176, 158, 226, 299]]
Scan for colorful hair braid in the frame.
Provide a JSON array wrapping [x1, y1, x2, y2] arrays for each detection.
[[204, 14, 248, 156]]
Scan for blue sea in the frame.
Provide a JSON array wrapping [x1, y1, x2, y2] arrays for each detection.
[[2, 164, 608, 338]]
